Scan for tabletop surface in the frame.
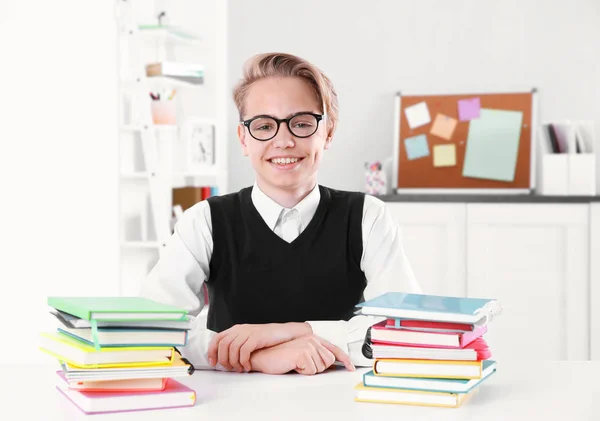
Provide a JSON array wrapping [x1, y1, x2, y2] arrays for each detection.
[[1, 361, 596, 421]]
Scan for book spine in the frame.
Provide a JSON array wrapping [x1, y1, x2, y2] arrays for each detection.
[[458, 325, 487, 347]]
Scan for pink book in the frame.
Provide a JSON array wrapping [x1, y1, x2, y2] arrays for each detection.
[[372, 337, 492, 361], [371, 320, 487, 349], [55, 371, 196, 414]]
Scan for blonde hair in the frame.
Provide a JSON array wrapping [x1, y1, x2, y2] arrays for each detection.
[[233, 53, 338, 137]]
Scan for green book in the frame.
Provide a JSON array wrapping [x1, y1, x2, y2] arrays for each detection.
[[47, 297, 188, 321]]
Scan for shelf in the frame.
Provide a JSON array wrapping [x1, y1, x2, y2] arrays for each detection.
[[120, 172, 150, 179], [120, 125, 178, 133], [122, 76, 204, 90], [137, 25, 202, 46], [120, 169, 219, 180], [175, 169, 219, 177], [121, 241, 161, 249], [148, 76, 204, 88]]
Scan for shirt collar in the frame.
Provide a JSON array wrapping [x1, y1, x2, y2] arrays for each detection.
[[251, 182, 321, 230]]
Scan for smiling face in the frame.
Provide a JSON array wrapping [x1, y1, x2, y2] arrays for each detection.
[[237, 76, 331, 196]]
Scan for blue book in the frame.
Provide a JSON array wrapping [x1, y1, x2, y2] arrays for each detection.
[[362, 360, 497, 394], [57, 327, 188, 347], [356, 292, 501, 324]]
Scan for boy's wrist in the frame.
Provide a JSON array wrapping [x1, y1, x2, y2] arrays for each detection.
[[301, 321, 313, 335], [283, 322, 313, 338]]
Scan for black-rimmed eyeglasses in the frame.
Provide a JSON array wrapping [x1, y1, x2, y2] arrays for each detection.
[[241, 112, 325, 141]]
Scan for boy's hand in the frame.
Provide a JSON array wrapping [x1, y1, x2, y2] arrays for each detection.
[[249, 335, 356, 375], [207, 322, 312, 372]]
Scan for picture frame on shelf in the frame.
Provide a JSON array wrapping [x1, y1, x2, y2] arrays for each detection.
[[184, 117, 216, 171]]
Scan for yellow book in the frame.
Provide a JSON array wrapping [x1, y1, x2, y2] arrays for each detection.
[[61, 352, 195, 382], [354, 382, 479, 408], [373, 358, 483, 380], [39, 332, 174, 369]]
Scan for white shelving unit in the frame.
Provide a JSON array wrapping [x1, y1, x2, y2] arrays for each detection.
[[115, 0, 228, 296]]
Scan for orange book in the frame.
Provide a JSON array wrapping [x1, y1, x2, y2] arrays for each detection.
[[63, 373, 167, 392]]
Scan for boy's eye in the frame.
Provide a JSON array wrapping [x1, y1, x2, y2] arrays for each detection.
[[250, 118, 277, 132], [293, 122, 312, 128]]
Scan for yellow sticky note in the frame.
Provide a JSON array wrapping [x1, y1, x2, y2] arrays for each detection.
[[430, 114, 458, 140], [433, 144, 456, 167]]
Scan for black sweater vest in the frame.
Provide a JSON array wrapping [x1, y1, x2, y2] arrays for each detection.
[[205, 185, 367, 333]]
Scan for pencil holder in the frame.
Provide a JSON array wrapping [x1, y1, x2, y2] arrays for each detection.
[[151, 100, 177, 125], [365, 162, 388, 195]]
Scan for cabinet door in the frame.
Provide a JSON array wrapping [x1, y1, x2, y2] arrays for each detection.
[[467, 204, 589, 361], [591, 203, 600, 360], [385, 203, 466, 297]]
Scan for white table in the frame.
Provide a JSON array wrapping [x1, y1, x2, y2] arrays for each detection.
[[2, 361, 596, 421]]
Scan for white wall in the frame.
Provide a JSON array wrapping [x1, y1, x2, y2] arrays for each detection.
[[1, 0, 597, 364], [0, 2, 119, 363], [227, 0, 600, 193]]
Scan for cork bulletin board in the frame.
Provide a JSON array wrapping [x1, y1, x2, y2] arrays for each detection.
[[394, 90, 536, 192]]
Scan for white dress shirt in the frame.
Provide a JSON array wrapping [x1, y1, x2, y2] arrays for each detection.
[[140, 183, 421, 369]]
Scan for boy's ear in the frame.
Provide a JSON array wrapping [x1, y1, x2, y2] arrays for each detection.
[[237, 124, 249, 156], [324, 123, 336, 150]]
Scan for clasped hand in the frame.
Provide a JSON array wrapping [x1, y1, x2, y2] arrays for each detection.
[[207, 323, 355, 375]]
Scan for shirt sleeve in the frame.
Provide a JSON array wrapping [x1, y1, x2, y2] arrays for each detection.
[[139, 200, 225, 370], [307, 195, 422, 366]]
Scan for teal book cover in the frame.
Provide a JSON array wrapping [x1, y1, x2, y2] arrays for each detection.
[[356, 292, 500, 319], [363, 360, 497, 394], [56, 328, 188, 348]]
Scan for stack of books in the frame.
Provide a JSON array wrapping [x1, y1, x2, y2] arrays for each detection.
[[40, 296, 197, 414], [353, 292, 501, 408]]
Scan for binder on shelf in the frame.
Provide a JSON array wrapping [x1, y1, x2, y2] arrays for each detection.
[[538, 121, 596, 196], [568, 154, 596, 196], [172, 186, 216, 214]]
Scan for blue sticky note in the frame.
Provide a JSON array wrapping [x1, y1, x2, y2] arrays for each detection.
[[404, 134, 430, 160], [462, 109, 523, 182]]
